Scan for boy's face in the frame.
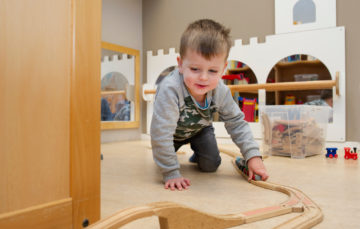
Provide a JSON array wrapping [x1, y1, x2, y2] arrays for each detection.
[[177, 49, 227, 102]]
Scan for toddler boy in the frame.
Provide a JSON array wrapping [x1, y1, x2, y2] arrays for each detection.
[[151, 19, 268, 191]]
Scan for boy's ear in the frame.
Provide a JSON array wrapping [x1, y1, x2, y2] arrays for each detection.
[[177, 56, 183, 73]]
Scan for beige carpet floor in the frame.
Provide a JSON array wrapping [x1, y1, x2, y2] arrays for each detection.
[[100, 140, 359, 228]]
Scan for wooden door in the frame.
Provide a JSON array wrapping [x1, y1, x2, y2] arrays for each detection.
[[0, 0, 101, 228]]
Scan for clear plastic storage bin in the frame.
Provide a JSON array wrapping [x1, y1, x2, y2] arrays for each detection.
[[260, 105, 330, 159]]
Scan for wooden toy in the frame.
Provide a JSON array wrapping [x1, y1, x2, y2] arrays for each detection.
[[344, 147, 358, 160], [88, 148, 323, 229], [325, 148, 338, 158]]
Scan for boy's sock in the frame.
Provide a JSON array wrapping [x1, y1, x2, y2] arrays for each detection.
[[189, 153, 198, 163]]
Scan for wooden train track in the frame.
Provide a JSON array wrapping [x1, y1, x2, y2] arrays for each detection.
[[89, 148, 323, 229]]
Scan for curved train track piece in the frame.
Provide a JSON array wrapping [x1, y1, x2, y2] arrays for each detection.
[[89, 147, 323, 229]]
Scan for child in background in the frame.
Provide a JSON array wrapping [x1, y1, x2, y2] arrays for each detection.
[[151, 19, 268, 191], [305, 89, 333, 122], [305, 89, 333, 107]]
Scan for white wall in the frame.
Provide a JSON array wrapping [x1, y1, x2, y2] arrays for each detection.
[[101, 0, 143, 143]]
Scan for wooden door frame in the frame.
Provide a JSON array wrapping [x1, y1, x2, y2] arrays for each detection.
[[70, 0, 102, 228], [0, 0, 101, 228]]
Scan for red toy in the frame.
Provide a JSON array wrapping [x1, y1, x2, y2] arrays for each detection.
[[344, 147, 358, 160], [242, 98, 256, 122]]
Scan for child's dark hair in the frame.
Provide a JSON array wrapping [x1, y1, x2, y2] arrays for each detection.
[[180, 19, 231, 60], [320, 89, 332, 100]]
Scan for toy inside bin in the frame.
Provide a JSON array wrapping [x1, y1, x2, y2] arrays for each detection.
[[260, 105, 330, 159]]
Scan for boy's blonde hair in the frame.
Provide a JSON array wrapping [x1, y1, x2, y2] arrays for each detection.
[[180, 19, 231, 60]]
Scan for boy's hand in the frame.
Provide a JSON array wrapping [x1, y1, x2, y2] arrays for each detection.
[[247, 157, 269, 181], [164, 177, 191, 191]]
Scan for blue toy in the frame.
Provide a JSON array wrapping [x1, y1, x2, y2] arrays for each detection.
[[325, 147, 338, 158]]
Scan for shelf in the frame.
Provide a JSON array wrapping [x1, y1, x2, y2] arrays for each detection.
[[271, 59, 331, 105], [227, 66, 251, 73], [275, 60, 322, 68], [224, 59, 332, 106], [228, 60, 322, 73]]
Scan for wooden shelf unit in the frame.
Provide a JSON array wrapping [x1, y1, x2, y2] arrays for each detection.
[[226, 59, 332, 105], [273, 59, 331, 105], [224, 65, 259, 122], [225, 66, 258, 100]]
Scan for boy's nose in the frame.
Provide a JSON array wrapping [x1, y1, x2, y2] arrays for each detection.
[[199, 72, 208, 80]]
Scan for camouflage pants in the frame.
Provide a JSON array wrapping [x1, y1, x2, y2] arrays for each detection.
[[174, 126, 221, 172]]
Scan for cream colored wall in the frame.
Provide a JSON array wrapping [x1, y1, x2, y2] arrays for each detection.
[[101, 0, 143, 142], [337, 0, 360, 141], [142, 0, 360, 141]]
